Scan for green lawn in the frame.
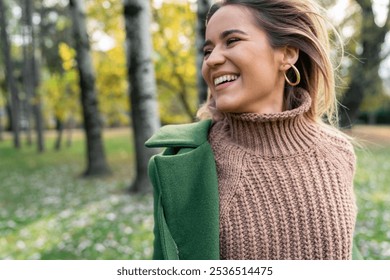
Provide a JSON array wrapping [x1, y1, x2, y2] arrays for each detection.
[[0, 127, 389, 259], [0, 129, 154, 259], [353, 146, 390, 260]]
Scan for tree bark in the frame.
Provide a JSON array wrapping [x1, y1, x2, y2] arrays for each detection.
[[66, 117, 75, 147], [123, 0, 160, 193], [196, 0, 211, 106], [5, 102, 12, 131], [25, 0, 45, 152], [339, 0, 390, 128], [0, 0, 21, 148], [69, 0, 111, 176], [54, 117, 63, 151], [22, 32, 33, 146]]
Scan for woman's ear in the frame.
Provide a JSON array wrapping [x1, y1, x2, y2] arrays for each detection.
[[279, 46, 299, 70]]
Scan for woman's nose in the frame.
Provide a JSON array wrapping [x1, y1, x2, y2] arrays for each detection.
[[206, 48, 225, 67]]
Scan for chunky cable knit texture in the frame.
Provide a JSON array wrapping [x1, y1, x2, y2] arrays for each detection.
[[209, 90, 357, 260]]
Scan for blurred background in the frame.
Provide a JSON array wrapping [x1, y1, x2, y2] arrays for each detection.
[[0, 0, 389, 260]]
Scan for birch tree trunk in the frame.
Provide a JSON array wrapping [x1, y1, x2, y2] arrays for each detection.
[[54, 118, 64, 151], [21, 7, 32, 145], [123, 0, 160, 193], [196, 0, 212, 106], [69, 0, 111, 176], [23, 0, 45, 151], [0, 0, 21, 148], [26, 0, 44, 152], [22, 38, 33, 146]]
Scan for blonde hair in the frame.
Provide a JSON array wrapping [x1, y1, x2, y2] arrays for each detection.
[[197, 0, 343, 127]]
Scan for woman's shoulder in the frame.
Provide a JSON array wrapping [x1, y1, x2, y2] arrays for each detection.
[[317, 124, 355, 155], [316, 124, 356, 176]]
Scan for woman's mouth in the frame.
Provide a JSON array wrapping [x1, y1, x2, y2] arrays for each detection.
[[214, 74, 239, 86], [214, 74, 239, 89]]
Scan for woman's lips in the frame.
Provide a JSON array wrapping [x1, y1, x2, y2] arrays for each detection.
[[214, 77, 239, 91]]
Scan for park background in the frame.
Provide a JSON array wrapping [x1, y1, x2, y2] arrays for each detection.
[[0, 0, 389, 260]]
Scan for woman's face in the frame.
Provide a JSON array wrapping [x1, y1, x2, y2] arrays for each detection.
[[202, 5, 287, 114]]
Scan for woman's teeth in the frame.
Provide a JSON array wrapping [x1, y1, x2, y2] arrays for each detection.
[[214, 75, 238, 86]]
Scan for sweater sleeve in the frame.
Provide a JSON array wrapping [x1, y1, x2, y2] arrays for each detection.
[[317, 129, 358, 234], [321, 134, 362, 260]]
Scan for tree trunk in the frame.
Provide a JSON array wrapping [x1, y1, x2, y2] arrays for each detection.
[[196, 0, 211, 106], [0, 0, 21, 148], [339, 0, 390, 128], [22, 2, 33, 146], [23, 0, 44, 152], [54, 118, 63, 151], [66, 117, 75, 147], [69, 0, 111, 176], [5, 102, 12, 131], [123, 0, 160, 193]]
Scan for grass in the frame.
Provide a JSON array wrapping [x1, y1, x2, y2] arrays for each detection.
[[0, 125, 389, 260], [350, 126, 390, 260], [0, 128, 153, 259]]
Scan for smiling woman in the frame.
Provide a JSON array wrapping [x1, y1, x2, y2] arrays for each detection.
[[146, 0, 359, 260], [201, 6, 295, 115]]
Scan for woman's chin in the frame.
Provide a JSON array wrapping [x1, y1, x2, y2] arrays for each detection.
[[216, 106, 237, 114], [215, 101, 240, 114]]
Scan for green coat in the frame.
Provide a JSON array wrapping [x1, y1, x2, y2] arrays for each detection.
[[145, 119, 363, 260]]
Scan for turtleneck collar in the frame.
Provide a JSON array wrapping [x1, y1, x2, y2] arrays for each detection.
[[212, 89, 321, 157]]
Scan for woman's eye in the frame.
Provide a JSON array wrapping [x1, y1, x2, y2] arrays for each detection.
[[226, 37, 240, 45], [203, 49, 212, 57]]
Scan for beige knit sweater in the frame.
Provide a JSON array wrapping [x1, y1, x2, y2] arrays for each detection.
[[208, 90, 357, 260]]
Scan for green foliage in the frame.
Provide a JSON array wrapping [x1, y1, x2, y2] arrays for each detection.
[[358, 93, 390, 124], [94, 43, 129, 127], [39, 43, 81, 128], [152, 1, 198, 124], [360, 91, 390, 113], [80, 0, 129, 127], [86, 0, 129, 126], [0, 129, 153, 259]]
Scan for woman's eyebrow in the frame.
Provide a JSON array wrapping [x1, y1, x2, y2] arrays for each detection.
[[203, 29, 248, 49]]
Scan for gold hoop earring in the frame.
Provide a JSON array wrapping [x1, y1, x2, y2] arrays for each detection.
[[284, 64, 301, 87]]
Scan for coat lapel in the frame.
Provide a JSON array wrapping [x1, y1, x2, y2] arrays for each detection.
[[146, 120, 220, 260], [145, 120, 212, 148]]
